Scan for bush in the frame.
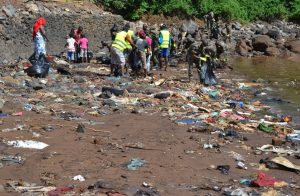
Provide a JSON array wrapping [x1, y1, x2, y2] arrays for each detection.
[[96, 0, 300, 22]]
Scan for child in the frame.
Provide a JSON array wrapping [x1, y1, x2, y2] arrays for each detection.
[[66, 33, 75, 62], [79, 34, 88, 63]]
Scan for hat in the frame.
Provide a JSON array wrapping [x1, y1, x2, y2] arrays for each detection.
[[138, 30, 145, 37]]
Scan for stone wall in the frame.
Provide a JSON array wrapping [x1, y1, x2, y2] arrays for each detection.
[[0, 1, 124, 63]]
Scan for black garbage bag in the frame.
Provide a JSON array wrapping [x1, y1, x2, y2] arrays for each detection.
[[129, 49, 142, 71], [97, 56, 111, 64], [26, 53, 50, 78], [200, 60, 217, 86], [88, 51, 93, 63]]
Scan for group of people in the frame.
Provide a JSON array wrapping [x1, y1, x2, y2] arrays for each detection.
[[109, 23, 171, 78], [32, 13, 228, 86], [32, 18, 89, 63], [65, 26, 89, 63]]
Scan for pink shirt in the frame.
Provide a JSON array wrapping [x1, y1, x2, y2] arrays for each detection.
[[146, 36, 152, 48], [79, 38, 88, 49]]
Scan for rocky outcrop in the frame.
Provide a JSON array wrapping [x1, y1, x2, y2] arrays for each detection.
[[285, 40, 300, 54], [0, 2, 125, 63], [266, 47, 280, 56], [235, 39, 252, 56], [252, 35, 274, 53]]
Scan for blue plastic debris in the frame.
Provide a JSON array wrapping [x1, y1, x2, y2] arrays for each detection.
[[127, 158, 146, 170]]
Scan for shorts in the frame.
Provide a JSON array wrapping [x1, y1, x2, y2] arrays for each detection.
[[138, 51, 147, 69], [67, 51, 75, 61], [160, 48, 169, 58], [111, 47, 125, 66], [80, 48, 88, 58]]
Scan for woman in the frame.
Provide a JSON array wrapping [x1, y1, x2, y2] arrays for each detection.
[[33, 17, 48, 59]]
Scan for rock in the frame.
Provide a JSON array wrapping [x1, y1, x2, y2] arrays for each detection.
[[0, 16, 6, 21], [296, 30, 300, 38], [76, 123, 85, 133], [2, 4, 16, 17], [1, 76, 20, 86], [100, 91, 112, 99], [267, 29, 281, 40], [0, 99, 5, 112], [154, 92, 171, 99], [232, 22, 241, 30], [252, 35, 274, 52], [73, 76, 86, 83], [30, 81, 44, 90], [236, 39, 252, 56], [25, 3, 39, 14], [181, 20, 199, 35], [285, 40, 300, 54], [266, 47, 280, 56], [102, 86, 124, 96]]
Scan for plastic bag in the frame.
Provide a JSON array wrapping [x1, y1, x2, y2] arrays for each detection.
[[200, 61, 217, 86], [26, 53, 50, 78], [129, 49, 142, 71]]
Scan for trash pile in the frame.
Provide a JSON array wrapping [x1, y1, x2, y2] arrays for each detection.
[[0, 57, 299, 195]]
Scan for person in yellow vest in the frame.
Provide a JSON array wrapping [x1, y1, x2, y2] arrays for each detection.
[[124, 23, 135, 74], [111, 24, 135, 76], [158, 24, 171, 71]]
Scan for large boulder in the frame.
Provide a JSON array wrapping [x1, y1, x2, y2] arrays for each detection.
[[180, 20, 199, 35], [266, 47, 280, 56], [296, 30, 300, 38], [285, 40, 300, 54], [236, 39, 252, 56], [267, 29, 281, 40], [232, 22, 241, 30], [252, 35, 274, 52]]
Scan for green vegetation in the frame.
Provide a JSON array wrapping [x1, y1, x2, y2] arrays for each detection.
[[95, 0, 300, 21]]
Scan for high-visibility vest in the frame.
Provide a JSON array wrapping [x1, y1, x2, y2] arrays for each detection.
[[125, 30, 134, 49], [200, 54, 211, 62], [112, 31, 127, 52], [160, 30, 170, 49]]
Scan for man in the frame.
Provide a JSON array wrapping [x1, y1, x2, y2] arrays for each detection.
[[207, 12, 215, 30], [224, 23, 232, 43], [143, 24, 149, 36], [111, 24, 134, 77], [124, 23, 135, 74], [200, 46, 217, 86], [150, 28, 159, 69], [110, 23, 119, 41], [187, 40, 207, 82], [158, 24, 171, 71], [134, 30, 150, 77]]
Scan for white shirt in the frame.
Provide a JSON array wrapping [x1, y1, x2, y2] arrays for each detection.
[[67, 38, 76, 52]]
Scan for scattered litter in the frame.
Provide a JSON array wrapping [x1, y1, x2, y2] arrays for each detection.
[[251, 172, 286, 187], [262, 156, 300, 173], [6, 180, 56, 193], [73, 175, 85, 182], [127, 158, 146, 170], [23, 103, 33, 111], [257, 144, 299, 155], [1, 155, 24, 165], [5, 140, 49, 149], [217, 165, 230, 175]]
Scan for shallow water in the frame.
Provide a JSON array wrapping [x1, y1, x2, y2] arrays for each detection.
[[230, 57, 300, 125]]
